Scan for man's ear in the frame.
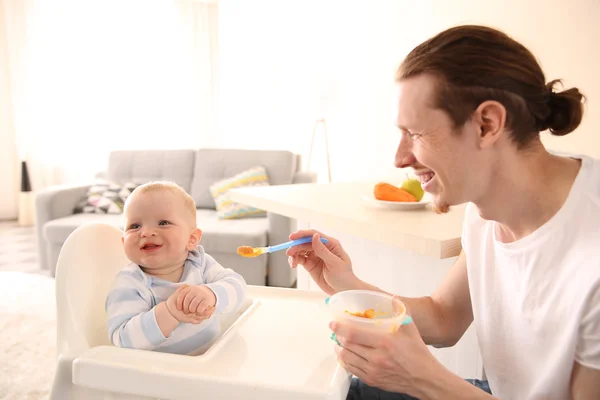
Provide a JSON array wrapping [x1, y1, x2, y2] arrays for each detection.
[[473, 100, 506, 149], [187, 228, 202, 250]]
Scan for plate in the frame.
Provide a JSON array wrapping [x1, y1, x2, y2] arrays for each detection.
[[361, 194, 431, 210]]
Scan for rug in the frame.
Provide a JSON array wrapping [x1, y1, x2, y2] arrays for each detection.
[[0, 271, 56, 400], [0, 220, 44, 275]]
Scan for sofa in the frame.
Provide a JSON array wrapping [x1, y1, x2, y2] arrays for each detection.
[[35, 148, 316, 287]]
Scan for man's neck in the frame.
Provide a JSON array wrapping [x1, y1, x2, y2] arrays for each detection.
[[474, 145, 581, 243]]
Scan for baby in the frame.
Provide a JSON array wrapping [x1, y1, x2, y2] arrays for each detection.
[[105, 181, 247, 355]]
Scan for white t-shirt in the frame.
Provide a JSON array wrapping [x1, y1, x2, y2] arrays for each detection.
[[462, 154, 600, 399]]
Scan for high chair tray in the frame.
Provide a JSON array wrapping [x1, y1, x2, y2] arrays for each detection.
[[72, 286, 352, 400]]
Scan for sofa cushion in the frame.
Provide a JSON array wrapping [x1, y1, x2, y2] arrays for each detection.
[[74, 181, 140, 214], [209, 166, 269, 220], [191, 149, 297, 209], [106, 150, 196, 193], [43, 209, 268, 255]]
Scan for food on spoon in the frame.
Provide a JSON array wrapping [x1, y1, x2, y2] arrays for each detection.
[[401, 177, 425, 201], [373, 182, 417, 202], [237, 246, 261, 257]]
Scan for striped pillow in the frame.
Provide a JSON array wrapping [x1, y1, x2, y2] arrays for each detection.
[[209, 166, 270, 219]]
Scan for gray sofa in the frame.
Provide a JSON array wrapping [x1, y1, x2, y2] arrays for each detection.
[[35, 148, 315, 287]]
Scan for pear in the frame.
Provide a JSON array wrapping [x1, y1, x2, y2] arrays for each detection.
[[401, 178, 424, 201]]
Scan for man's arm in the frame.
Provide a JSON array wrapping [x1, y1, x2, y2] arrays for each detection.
[[571, 361, 600, 398], [571, 274, 600, 398], [418, 365, 498, 400], [358, 250, 473, 347]]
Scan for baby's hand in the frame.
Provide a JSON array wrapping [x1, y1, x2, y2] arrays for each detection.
[[165, 285, 214, 324], [177, 284, 217, 315]]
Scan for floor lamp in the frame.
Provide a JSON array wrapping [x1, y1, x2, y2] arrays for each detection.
[[306, 117, 332, 183]]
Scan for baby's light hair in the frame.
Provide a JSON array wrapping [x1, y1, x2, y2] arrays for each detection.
[[124, 181, 197, 226]]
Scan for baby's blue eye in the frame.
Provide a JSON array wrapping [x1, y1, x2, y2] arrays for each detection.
[[128, 223, 141, 230], [158, 220, 170, 226]]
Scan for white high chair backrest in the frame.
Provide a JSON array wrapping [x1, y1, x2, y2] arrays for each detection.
[[54, 223, 129, 356]]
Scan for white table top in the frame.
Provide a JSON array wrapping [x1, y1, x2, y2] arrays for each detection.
[[230, 182, 466, 259]]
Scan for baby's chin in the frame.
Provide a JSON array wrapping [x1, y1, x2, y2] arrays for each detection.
[[138, 263, 154, 272], [135, 259, 160, 271]]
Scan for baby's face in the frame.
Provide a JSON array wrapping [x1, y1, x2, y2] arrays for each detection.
[[122, 190, 197, 273]]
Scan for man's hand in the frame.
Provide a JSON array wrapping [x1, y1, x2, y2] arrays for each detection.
[[332, 298, 440, 396], [176, 284, 217, 314], [286, 230, 360, 295], [165, 285, 214, 324]]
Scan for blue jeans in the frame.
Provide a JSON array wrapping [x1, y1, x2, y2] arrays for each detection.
[[346, 377, 491, 399]]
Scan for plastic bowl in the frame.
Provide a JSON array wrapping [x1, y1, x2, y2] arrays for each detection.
[[327, 290, 407, 332]]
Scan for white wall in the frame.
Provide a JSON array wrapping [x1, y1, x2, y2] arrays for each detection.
[[218, 0, 600, 182]]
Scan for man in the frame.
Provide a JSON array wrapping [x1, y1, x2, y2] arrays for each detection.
[[287, 25, 600, 399]]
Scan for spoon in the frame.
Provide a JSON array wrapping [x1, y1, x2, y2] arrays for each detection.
[[237, 236, 328, 258]]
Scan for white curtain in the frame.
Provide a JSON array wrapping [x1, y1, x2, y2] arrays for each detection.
[[0, 0, 219, 219], [0, 0, 32, 220], [178, 0, 219, 146]]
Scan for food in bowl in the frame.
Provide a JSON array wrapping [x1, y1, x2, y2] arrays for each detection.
[[344, 308, 392, 319], [345, 308, 376, 319], [328, 290, 408, 332]]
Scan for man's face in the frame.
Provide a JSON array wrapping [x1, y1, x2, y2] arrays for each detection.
[[394, 74, 489, 212]]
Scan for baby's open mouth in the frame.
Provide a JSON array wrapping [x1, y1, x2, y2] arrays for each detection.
[[141, 244, 162, 251]]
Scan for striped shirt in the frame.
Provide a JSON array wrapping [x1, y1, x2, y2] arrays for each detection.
[[105, 245, 247, 355]]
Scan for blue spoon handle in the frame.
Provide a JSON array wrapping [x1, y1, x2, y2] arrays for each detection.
[[268, 236, 328, 253]]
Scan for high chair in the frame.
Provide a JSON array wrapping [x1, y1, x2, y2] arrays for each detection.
[[49, 223, 351, 400]]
